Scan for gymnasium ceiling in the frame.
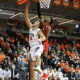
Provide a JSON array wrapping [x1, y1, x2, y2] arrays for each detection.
[[0, 0, 80, 26]]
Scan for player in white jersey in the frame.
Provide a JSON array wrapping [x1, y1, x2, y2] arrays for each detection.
[[25, 1, 46, 76]]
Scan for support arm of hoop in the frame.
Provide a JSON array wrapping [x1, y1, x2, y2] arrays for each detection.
[[37, 2, 42, 19]]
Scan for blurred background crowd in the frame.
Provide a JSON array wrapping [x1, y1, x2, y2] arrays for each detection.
[[0, 29, 80, 80]]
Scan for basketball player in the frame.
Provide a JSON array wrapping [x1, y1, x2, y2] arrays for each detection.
[[37, 2, 53, 68], [25, 1, 46, 78]]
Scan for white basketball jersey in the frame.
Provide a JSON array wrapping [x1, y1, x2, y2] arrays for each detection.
[[29, 28, 42, 47]]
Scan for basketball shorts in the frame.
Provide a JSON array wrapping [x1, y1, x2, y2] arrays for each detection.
[[29, 45, 43, 61], [42, 40, 49, 52]]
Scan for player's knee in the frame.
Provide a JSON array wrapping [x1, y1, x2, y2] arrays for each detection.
[[36, 55, 40, 58]]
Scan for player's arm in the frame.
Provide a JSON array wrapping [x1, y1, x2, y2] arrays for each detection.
[[25, 2, 33, 29], [37, 30, 46, 42], [45, 27, 51, 39]]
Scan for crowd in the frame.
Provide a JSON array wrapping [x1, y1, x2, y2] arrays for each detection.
[[45, 37, 80, 80], [0, 29, 80, 80], [0, 30, 29, 80]]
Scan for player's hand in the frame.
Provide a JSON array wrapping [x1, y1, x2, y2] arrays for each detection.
[[39, 17, 44, 23], [25, 0, 30, 7]]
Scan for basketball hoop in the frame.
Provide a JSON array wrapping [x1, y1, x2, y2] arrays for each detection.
[[39, 0, 51, 9]]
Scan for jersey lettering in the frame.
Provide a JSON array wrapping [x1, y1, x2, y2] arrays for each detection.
[[29, 36, 33, 40], [29, 33, 34, 40]]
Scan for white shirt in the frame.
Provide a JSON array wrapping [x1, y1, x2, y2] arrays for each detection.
[[0, 68, 4, 76], [4, 69, 11, 77], [52, 71, 58, 77], [48, 72, 53, 77], [29, 28, 42, 47], [58, 71, 68, 80], [57, 72, 63, 80]]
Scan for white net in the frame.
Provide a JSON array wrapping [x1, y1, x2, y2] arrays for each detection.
[[39, 0, 51, 9]]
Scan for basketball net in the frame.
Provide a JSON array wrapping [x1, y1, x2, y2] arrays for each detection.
[[39, 0, 51, 9]]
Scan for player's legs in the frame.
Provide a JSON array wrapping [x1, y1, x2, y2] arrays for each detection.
[[29, 45, 43, 73], [33, 45, 43, 73], [42, 40, 49, 69], [30, 61, 36, 80], [35, 45, 43, 66], [29, 48, 36, 80], [36, 55, 41, 67]]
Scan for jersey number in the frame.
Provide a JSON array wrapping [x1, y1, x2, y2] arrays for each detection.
[[30, 36, 33, 40]]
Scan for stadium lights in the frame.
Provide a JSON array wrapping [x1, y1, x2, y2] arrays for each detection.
[[0, 9, 2, 11], [59, 20, 74, 25], [10, 12, 22, 19]]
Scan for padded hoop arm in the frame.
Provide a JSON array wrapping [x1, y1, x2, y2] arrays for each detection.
[[37, 2, 42, 19]]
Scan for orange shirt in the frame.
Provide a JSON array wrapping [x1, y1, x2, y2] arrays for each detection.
[[76, 43, 80, 47], [1, 42, 7, 48], [64, 66, 70, 72], [59, 62, 65, 68], [0, 54, 6, 62], [1, 54, 6, 59], [0, 57, 3, 62], [53, 41, 57, 45], [10, 39, 15, 44], [66, 51, 71, 56], [60, 45, 64, 50]]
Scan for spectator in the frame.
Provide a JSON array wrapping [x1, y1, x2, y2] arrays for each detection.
[[11, 64, 19, 80], [75, 65, 80, 72], [18, 57, 28, 80], [69, 69, 75, 80], [57, 68, 68, 80], [52, 68, 58, 80], [0, 65, 4, 80], [4, 66, 11, 80], [74, 59, 80, 68], [2, 59, 8, 69], [75, 70, 80, 80], [64, 64, 70, 78], [48, 67, 54, 80], [13, 58, 18, 68]]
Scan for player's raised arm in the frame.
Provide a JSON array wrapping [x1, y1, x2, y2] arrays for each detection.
[[37, 2, 44, 28], [25, 1, 33, 28]]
